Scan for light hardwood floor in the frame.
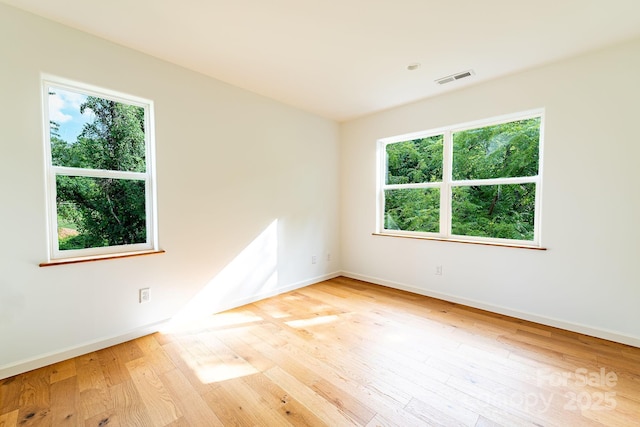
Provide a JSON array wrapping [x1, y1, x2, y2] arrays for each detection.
[[1, 276, 639, 426]]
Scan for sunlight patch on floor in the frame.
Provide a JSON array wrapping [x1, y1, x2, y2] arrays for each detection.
[[285, 314, 339, 328], [172, 343, 260, 384], [193, 361, 259, 384], [381, 332, 409, 343], [262, 309, 292, 319], [162, 311, 264, 334]]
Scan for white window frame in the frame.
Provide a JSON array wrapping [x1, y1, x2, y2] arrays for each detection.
[[42, 75, 159, 261], [377, 109, 544, 248]]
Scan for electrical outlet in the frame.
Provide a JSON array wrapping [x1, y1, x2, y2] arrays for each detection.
[[139, 288, 150, 303], [327, 252, 331, 262], [311, 255, 317, 265], [435, 265, 443, 276]]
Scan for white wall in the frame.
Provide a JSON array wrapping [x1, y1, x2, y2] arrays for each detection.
[[0, 4, 340, 378], [340, 38, 640, 346]]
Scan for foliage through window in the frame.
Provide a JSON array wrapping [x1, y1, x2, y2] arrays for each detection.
[[43, 77, 157, 260], [379, 111, 543, 246]]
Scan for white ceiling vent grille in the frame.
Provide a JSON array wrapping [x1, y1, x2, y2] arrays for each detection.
[[436, 69, 475, 85]]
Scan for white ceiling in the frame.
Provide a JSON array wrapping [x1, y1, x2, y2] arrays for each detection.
[[4, 0, 640, 121]]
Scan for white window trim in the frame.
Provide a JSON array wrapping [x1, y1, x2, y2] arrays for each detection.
[[42, 75, 159, 262], [377, 109, 544, 248]]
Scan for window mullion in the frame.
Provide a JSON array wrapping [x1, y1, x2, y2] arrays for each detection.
[[451, 176, 538, 187], [52, 166, 148, 181], [441, 130, 453, 238], [48, 167, 59, 259], [533, 175, 542, 246], [383, 182, 440, 190], [377, 141, 386, 232]]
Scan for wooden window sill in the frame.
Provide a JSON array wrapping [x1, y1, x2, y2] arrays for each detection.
[[39, 249, 166, 267], [373, 233, 547, 250]]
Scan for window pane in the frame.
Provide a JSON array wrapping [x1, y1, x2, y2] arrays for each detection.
[[384, 188, 440, 233], [56, 176, 147, 250], [451, 183, 535, 240], [49, 87, 146, 172], [386, 135, 443, 184], [452, 117, 540, 180]]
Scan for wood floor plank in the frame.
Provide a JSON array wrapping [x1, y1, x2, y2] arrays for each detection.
[[16, 369, 51, 427], [109, 380, 153, 426], [134, 336, 177, 377], [0, 409, 19, 427], [49, 376, 79, 426], [405, 396, 478, 427], [263, 365, 358, 426], [474, 415, 507, 427], [234, 325, 380, 418], [84, 411, 122, 427], [203, 381, 263, 426], [242, 372, 328, 427], [2, 276, 640, 426], [74, 354, 111, 422], [238, 326, 425, 426], [95, 353, 130, 389], [160, 368, 224, 427], [49, 359, 77, 385], [75, 353, 108, 393], [0, 376, 21, 416], [249, 317, 414, 407], [78, 388, 111, 423], [212, 327, 277, 373], [158, 340, 218, 396], [93, 339, 146, 393], [125, 357, 181, 426], [204, 375, 295, 426], [310, 378, 376, 426], [195, 330, 259, 382], [364, 413, 404, 427], [162, 417, 191, 427]]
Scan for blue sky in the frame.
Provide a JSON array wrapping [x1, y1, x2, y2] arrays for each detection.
[[48, 87, 93, 143]]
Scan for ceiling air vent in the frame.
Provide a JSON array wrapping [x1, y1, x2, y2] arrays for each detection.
[[435, 69, 475, 85]]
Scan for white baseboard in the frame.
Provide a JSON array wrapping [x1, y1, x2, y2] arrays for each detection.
[[0, 319, 169, 380], [0, 271, 342, 381], [341, 271, 640, 348], [11, 269, 632, 380]]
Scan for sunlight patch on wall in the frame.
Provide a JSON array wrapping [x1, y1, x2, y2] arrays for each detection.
[[165, 219, 279, 332]]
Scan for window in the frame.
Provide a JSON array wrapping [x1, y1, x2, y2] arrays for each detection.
[[43, 77, 158, 261], [378, 110, 543, 247]]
